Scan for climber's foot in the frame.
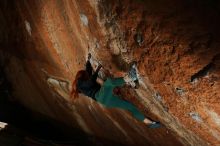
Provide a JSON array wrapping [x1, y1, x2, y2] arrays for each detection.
[[128, 61, 138, 80], [147, 122, 161, 129]]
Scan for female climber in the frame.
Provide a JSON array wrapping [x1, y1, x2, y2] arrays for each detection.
[[70, 54, 161, 128]]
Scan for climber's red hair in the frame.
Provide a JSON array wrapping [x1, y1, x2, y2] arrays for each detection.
[[70, 70, 89, 101]]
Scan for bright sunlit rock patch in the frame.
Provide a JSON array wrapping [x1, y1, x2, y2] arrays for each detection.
[[0, 122, 8, 131]]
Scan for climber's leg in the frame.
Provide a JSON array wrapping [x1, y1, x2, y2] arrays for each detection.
[[105, 77, 126, 87], [95, 80, 145, 121], [105, 95, 145, 121], [95, 77, 161, 128]]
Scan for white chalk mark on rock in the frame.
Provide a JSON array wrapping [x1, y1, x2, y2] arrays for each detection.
[[207, 109, 220, 127], [189, 112, 203, 123], [80, 14, 88, 26], [155, 92, 162, 101], [25, 20, 32, 36], [175, 87, 185, 96]]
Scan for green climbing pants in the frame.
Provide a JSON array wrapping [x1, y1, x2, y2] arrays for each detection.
[[95, 77, 145, 121]]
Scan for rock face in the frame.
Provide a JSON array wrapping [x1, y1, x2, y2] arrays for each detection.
[[0, 0, 220, 145]]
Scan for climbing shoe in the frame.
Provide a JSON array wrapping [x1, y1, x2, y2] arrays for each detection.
[[147, 122, 161, 129]]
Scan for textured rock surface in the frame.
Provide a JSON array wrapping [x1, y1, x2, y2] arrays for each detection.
[[0, 0, 220, 145]]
